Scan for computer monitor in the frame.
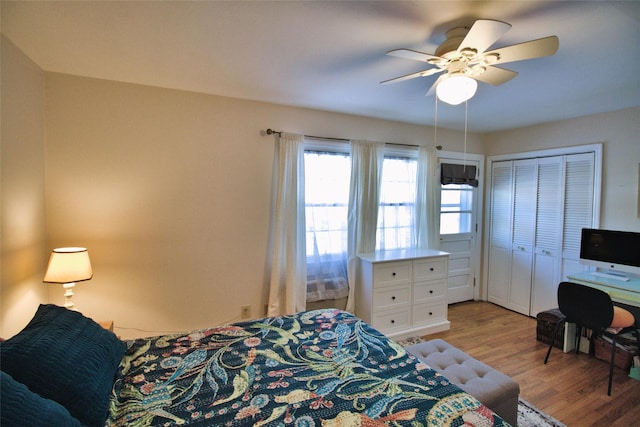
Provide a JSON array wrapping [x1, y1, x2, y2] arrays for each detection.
[[579, 228, 640, 277]]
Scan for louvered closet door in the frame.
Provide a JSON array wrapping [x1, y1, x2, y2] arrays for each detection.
[[486, 148, 599, 317], [509, 159, 537, 315], [562, 153, 596, 277], [531, 157, 563, 316], [487, 161, 513, 307]]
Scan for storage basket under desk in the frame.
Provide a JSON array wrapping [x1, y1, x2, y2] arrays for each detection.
[[536, 308, 565, 350]]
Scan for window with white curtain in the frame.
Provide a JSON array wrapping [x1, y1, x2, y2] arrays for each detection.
[[376, 149, 418, 251], [304, 144, 351, 303], [304, 140, 420, 302]]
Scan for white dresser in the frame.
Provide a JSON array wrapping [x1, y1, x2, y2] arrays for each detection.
[[356, 248, 450, 340]]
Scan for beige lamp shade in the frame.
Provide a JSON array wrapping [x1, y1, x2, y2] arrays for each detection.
[[44, 247, 93, 284]]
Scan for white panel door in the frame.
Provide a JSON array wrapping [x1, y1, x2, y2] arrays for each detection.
[[439, 159, 480, 304], [440, 237, 474, 303]]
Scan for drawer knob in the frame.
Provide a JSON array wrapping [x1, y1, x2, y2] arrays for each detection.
[[391, 296, 396, 300], [429, 312, 433, 316], [430, 267, 434, 271], [429, 290, 433, 294], [390, 319, 395, 324], [392, 272, 396, 276]]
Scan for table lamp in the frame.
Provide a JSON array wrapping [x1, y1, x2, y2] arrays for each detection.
[[43, 247, 93, 310]]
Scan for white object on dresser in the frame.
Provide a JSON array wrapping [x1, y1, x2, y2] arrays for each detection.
[[356, 248, 450, 340]]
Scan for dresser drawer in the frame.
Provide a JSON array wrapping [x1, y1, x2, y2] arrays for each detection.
[[413, 257, 447, 281], [413, 279, 447, 303], [373, 261, 411, 287], [372, 309, 411, 333], [373, 285, 410, 310], [412, 301, 447, 326]]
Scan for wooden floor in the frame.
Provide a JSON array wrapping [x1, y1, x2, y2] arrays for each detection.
[[426, 301, 640, 426]]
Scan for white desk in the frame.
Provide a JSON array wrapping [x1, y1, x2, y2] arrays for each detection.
[[563, 271, 640, 353], [567, 272, 640, 307]]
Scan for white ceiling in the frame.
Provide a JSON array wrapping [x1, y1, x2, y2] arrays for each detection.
[[2, 1, 639, 132]]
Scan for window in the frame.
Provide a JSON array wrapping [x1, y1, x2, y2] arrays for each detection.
[[304, 146, 350, 303], [440, 183, 473, 234], [304, 149, 350, 259], [304, 141, 420, 302], [376, 151, 418, 251]]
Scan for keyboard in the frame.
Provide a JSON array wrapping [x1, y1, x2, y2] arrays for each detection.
[[591, 272, 630, 282]]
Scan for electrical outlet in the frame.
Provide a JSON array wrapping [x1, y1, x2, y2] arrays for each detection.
[[240, 305, 251, 319]]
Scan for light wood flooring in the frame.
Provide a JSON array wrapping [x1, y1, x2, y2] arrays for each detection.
[[425, 301, 640, 426]]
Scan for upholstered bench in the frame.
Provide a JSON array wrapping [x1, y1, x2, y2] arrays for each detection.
[[406, 339, 520, 426]]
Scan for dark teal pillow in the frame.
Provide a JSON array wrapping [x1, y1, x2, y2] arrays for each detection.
[[0, 304, 125, 427], [0, 371, 83, 427]]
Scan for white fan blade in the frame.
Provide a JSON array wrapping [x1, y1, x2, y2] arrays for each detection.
[[387, 48, 443, 63], [458, 19, 512, 55], [473, 66, 518, 86], [426, 74, 447, 97], [381, 68, 443, 85], [485, 36, 559, 65]]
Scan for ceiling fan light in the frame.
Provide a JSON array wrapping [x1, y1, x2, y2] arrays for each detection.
[[436, 75, 478, 105]]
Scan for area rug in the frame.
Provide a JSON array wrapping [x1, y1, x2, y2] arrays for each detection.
[[517, 398, 566, 427], [396, 337, 566, 427]]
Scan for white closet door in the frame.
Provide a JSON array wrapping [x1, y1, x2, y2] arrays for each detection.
[[509, 159, 537, 315], [485, 144, 600, 317], [487, 161, 513, 307], [531, 156, 563, 315], [562, 152, 596, 278]]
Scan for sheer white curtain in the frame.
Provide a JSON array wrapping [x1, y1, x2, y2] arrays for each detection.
[[346, 140, 385, 312], [376, 155, 418, 251], [267, 133, 307, 316], [415, 146, 439, 249], [305, 151, 350, 302]]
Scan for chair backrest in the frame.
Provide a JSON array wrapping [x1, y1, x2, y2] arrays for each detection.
[[557, 281, 614, 331]]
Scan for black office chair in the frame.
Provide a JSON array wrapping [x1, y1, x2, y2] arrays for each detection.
[[544, 281, 639, 396]]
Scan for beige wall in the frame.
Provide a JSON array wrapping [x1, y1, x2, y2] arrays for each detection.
[[483, 107, 640, 232], [2, 37, 638, 339], [1, 36, 48, 337], [42, 73, 481, 339]]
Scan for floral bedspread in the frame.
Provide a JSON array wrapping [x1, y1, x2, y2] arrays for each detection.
[[106, 309, 508, 426]]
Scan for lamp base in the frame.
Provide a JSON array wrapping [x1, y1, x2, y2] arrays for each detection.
[[63, 282, 76, 310]]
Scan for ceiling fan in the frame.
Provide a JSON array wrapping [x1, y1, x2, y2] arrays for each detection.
[[382, 19, 559, 104]]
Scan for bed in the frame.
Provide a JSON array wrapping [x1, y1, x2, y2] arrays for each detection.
[[0, 304, 509, 426]]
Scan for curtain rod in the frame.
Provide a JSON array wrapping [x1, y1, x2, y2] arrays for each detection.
[[265, 128, 442, 150]]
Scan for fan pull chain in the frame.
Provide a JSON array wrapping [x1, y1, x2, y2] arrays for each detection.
[[434, 95, 438, 150], [463, 98, 468, 171], [433, 95, 439, 177]]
